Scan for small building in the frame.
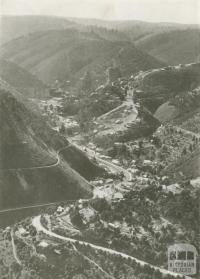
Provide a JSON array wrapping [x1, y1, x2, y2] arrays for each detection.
[[17, 226, 29, 237], [57, 206, 64, 213], [113, 192, 123, 200], [38, 241, 49, 248]]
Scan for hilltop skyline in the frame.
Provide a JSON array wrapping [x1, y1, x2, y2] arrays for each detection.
[[1, 0, 200, 24]]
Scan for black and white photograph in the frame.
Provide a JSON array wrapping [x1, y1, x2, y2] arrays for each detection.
[[0, 0, 199, 278]]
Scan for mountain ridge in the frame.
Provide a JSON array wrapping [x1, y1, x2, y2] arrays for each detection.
[[0, 29, 165, 85]]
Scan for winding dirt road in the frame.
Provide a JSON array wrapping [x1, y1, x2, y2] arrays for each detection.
[[0, 88, 134, 213], [3, 87, 197, 278], [11, 229, 22, 266], [72, 141, 132, 181], [32, 215, 191, 279], [0, 141, 132, 214], [0, 143, 73, 171]]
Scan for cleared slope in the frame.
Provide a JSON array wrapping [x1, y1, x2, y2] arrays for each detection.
[[0, 29, 164, 84], [0, 80, 102, 209], [154, 101, 178, 123], [136, 29, 200, 65]]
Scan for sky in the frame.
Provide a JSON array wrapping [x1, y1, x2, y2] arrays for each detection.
[[0, 0, 200, 24]]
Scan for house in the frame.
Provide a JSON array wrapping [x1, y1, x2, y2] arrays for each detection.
[[57, 206, 64, 213], [113, 192, 123, 200], [111, 159, 120, 165], [38, 241, 49, 248], [17, 226, 29, 237], [162, 183, 182, 194]]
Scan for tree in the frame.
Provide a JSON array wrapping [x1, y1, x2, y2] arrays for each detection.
[[107, 67, 121, 83], [70, 209, 84, 228], [182, 146, 187, 155], [59, 123, 66, 134], [81, 71, 92, 93], [189, 143, 193, 152]]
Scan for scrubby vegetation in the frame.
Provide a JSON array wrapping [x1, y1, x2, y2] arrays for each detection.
[[0, 16, 200, 279], [76, 243, 185, 279]]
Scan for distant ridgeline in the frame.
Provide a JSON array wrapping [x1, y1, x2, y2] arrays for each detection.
[[0, 28, 164, 87]]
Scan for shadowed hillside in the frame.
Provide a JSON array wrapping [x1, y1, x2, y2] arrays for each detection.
[[0, 59, 48, 98], [0, 80, 103, 209], [139, 63, 200, 91], [134, 63, 200, 112]]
